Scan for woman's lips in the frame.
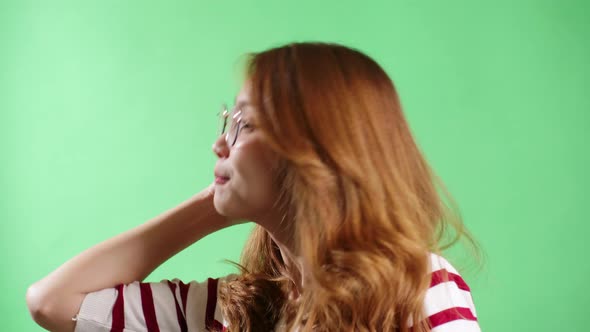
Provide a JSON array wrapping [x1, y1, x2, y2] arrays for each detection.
[[215, 176, 229, 185]]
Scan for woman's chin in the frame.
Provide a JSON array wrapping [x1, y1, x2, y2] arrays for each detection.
[[212, 194, 227, 215], [213, 195, 237, 219]]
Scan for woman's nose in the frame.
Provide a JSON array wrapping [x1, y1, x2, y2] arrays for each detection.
[[212, 134, 230, 158]]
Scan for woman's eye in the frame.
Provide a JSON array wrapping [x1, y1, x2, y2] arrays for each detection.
[[241, 122, 254, 130]]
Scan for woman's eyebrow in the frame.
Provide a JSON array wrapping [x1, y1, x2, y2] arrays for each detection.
[[234, 95, 251, 109]]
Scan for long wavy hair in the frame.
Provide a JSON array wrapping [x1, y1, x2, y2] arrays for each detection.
[[217, 42, 478, 331]]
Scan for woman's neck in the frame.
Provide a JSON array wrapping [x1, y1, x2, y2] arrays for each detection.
[[268, 231, 304, 300], [254, 210, 304, 299]]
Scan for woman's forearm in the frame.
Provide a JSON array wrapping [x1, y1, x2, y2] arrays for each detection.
[[26, 185, 231, 331]]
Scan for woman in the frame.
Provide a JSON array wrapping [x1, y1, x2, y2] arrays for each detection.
[[26, 42, 480, 331]]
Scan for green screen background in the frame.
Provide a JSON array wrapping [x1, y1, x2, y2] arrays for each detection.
[[2, 1, 588, 331]]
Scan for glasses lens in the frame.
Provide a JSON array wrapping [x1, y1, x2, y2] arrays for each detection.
[[219, 104, 229, 135], [227, 108, 240, 146]]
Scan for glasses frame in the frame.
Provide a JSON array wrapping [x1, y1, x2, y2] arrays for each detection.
[[218, 103, 244, 147]]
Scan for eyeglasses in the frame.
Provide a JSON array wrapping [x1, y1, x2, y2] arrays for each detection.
[[218, 103, 244, 147]]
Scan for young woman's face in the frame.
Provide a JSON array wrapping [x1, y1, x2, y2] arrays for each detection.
[[212, 81, 280, 223]]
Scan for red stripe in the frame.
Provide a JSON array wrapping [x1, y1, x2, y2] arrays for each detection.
[[178, 280, 190, 314], [205, 278, 219, 330], [212, 319, 225, 331], [430, 269, 470, 291], [110, 284, 125, 332], [140, 283, 160, 332], [429, 307, 477, 328], [167, 281, 188, 332]]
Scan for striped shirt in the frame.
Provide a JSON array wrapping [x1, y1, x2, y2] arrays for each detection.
[[73, 253, 479, 331]]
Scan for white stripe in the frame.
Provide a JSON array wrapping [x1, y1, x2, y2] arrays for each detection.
[[151, 281, 181, 331], [429, 253, 460, 275], [432, 319, 481, 332], [185, 279, 210, 331], [74, 287, 116, 332], [122, 282, 147, 329], [424, 281, 477, 318], [213, 283, 224, 325]]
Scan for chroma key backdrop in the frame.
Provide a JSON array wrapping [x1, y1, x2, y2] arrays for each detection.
[[1, 1, 588, 331]]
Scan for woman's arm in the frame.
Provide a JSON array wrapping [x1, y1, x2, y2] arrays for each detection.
[[26, 184, 234, 332]]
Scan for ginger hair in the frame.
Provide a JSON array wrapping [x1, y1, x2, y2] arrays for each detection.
[[216, 42, 478, 331]]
